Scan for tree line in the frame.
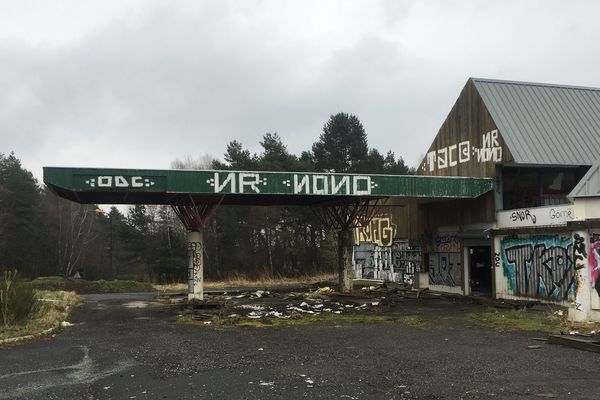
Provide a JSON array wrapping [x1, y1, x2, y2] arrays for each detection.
[[0, 113, 412, 282]]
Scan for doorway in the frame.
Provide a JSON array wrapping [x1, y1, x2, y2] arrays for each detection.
[[469, 246, 492, 294]]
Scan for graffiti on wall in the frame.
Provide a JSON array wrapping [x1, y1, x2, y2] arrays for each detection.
[[435, 235, 461, 252], [421, 129, 503, 172], [354, 215, 397, 247], [353, 216, 420, 284], [500, 235, 577, 301], [188, 241, 203, 287], [353, 242, 419, 284], [590, 233, 600, 297], [428, 252, 461, 286]]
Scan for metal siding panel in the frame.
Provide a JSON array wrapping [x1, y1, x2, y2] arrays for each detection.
[[477, 82, 527, 163], [501, 84, 543, 163], [570, 162, 600, 197], [523, 85, 565, 164], [537, 86, 575, 163], [571, 90, 600, 161], [553, 87, 589, 163], [510, 85, 550, 164], [561, 89, 600, 164], [472, 79, 600, 166], [559, 89, 593, 148]]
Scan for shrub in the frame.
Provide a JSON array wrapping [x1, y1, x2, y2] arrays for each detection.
[[30, 276, 155, 294], [94, 279, 155, 293], [0, 270, 37, 327]]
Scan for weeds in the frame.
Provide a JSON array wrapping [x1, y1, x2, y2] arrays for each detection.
[[156, 273, 336, 292], [1, 270, 37, 327], [464, 309, 564, 334], [30, 276, 155, 294], [0, 290, 83, 341]]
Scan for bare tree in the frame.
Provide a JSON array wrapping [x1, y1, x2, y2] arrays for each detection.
[[170, 154, 215, 170], [57, 199, 98, 277]]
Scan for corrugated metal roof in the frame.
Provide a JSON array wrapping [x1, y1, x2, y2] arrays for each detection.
[[472, 78, 600, 166], [569, 162, 600, 198]]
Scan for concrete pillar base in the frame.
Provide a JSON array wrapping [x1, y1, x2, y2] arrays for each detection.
[[338, 229, 353, 293], [187, 230, 204, 301], [188, 293, 203, 302]]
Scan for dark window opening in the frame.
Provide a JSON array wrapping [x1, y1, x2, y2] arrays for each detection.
[[501, 167, 587, 210]]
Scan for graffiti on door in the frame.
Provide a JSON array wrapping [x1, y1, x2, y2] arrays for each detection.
[[500, 235, 576, 301]]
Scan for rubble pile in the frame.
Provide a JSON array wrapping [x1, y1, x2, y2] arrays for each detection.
[[167, 284, 438, 322]]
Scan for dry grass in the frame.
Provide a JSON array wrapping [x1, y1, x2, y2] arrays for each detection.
[[464, 309, 567, 334], [154, 273, 336, 292], [0, 290, 83, 342]]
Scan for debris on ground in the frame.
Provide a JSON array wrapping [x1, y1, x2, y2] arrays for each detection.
[[160, 282, 580, 331], [548, 333, 600, 353], [164, 282, 423, 322]]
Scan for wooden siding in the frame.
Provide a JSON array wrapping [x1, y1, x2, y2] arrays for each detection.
[[410, 79, 507, 247], [417, 79, 513, 178]]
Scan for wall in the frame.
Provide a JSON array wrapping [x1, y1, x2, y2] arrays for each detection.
[[496, 234, 577, 303], [416, 79, 513, 178], [352, 214, 421, 283], [427, 234, 463, 292]]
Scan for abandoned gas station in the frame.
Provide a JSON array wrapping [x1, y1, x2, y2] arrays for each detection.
[[44, 78, 600, 322]]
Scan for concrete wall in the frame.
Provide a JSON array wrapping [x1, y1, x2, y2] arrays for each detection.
[[492, 197, 600, 321]]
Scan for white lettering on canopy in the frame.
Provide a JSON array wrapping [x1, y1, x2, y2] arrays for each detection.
[[210, 172, 373, 195]]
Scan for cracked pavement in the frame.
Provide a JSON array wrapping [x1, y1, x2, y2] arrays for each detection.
[[1, 291, 599, 399]]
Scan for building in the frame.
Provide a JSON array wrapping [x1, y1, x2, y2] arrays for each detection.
[[353, 78, 600, 321]]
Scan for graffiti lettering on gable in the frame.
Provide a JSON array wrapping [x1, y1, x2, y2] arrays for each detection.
[[354, 215, 397, 247], [422, 130, 503, 172]]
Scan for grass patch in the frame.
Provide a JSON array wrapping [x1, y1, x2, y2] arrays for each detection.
[[0, 290, 83, 341], [93, 279, 155, 293], [30, 276, 155, 294], [156, 273, 336, 292], [465, 309, 564, 334], [182, 312, 429, 329]]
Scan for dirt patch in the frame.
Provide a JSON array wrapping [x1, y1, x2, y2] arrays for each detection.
[[159, 284, 585, 334], [164, 285, 470, 328]]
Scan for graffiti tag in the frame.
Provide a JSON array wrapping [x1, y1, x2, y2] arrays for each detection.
[[501, 236, 576, 301], [422, 130, 502, 172], [590, 233, 600, 297], [435, 235, 461, 253], [354, 215, 397, 247]]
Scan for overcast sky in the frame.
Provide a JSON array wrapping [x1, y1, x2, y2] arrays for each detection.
[[2, 0, 599, 182]]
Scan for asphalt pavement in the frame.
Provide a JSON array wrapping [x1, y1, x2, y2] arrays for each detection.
[[1, 292, 599, 399]]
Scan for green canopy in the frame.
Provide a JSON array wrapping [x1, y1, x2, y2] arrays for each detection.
[[44, 167, 493, 206]]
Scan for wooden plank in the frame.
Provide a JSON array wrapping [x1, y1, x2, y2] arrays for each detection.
[[548, 335, 600, 353]]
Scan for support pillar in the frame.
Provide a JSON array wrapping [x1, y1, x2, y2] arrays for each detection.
[[313, 198, 386, 293], [338, 228, 353, 293], [172, 195, 223, 303], [570, 230, 591, 322], [187, 230, 204, 301]]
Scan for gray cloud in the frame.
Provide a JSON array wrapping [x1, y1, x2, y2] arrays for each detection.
[[1, 0, 599, 181]]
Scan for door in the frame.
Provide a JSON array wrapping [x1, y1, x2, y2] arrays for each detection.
[[469, 246, 492, 293]]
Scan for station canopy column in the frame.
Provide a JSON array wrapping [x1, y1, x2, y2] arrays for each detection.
[[172, 195, 224, 301], [314, 198, 385, 292]]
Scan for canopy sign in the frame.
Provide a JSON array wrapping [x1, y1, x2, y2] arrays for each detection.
[[44, 167, 494, 205]]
